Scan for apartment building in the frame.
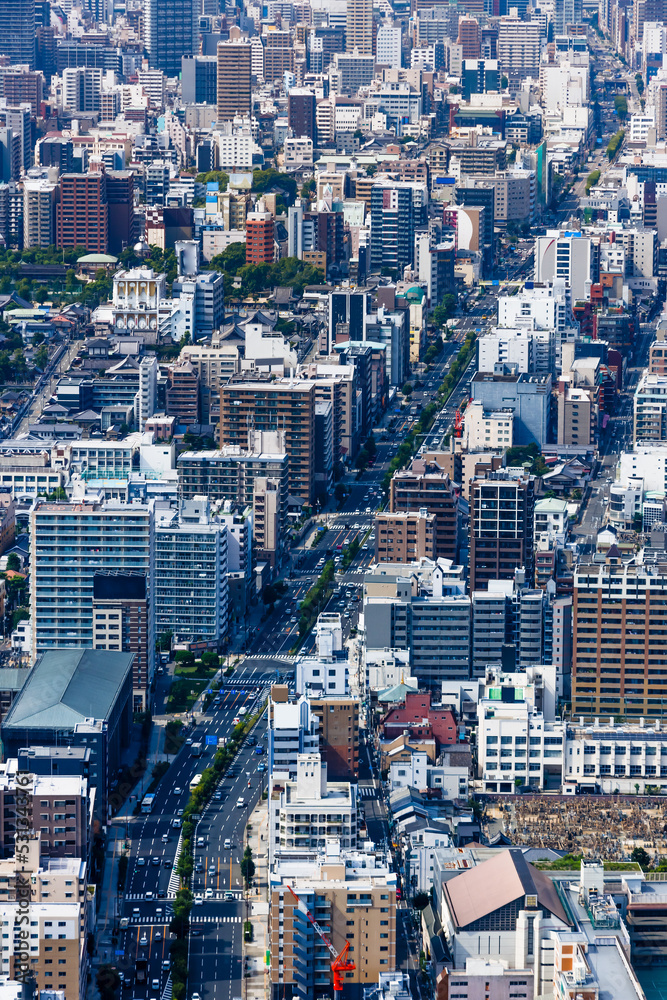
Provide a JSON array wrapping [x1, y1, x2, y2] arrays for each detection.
[[375, 510, 437, 564], [154, 498, 229, 645], [572, 559, 667, 719], [269, 753, 358, 860], [388, 459, 459, 561], [0, 762, 91, 861], [0, 901, 84, 1000], [220, 379, 316, 502], [92, 572, 150, 713], [269, 843, 397, 999], [633, 372, 667, 444], [268, 689, 319, 780], [469, 472, 536, 591], [309, 697, 359, 781], [565, 718, 667, 794], [180, 341, 240, 422], [29, 501, 154, 662]]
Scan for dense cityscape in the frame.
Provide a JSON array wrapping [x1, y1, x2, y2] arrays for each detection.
[[1, 0, 667, 998]]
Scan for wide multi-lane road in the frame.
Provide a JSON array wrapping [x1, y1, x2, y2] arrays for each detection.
[[116, 660, 280, 1000]]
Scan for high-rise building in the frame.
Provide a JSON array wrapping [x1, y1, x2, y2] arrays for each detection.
[[220, 378, 316, 502], [346, 0, 373, 54], [216, 40, 252, 121], [23, 176, 58, 249], [288, 88, 317, 142], [263, 29, 293, 81], [29, 500, 155, 664], [572, 559, 667, 719], [309, 697, 360, 781], [376, 25, 402, 67], [144, 0, 198, 76], [5, 107, 32, 172], [457, 17, 481, 58], [469, 472, 536, 591], [0, 0, 36, 69], [93, 572, 151, 713], [165, 362, 199, 424], [3, 70, 43, 115], [389, 459, 460, 561], [106, 170, 137, 254], [462, 58, 500, 100], [182, 55, 217, 105], [245, 202, 275, 263], [370, 182, 415, 274], [534, 232, 595, 302], [37, 136, 74, 175], [55, 167, 109, 252], [0, 130, 21, 184], [497, 16, 541, 79], [154, 498, 229, 646]]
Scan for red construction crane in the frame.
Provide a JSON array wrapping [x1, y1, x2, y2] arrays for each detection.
[[286, 884, 355, 992], [454, 408, 463, 437]]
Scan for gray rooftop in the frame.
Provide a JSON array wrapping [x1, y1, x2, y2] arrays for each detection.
[[3, 649, 133, 730], [0, 669, 30, 693]]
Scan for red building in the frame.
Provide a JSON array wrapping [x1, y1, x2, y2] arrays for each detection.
[[56, 165, 108, 253], [245, 203, 275, 264], [380, 692, 459, 749]]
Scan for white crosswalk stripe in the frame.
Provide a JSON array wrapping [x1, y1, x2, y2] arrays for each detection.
[[191, 915, 242, 923], [161, 975, 172, 1000], [357, 786, 377, 798]]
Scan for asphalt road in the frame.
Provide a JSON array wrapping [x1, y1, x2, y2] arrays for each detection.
[[116, 661, 276, 1000]]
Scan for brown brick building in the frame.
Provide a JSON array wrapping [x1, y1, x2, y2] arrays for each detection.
[[55, 167, 108, 253], [375, 509, 437, 564], [388, 458, 460, 560], [309, 696, 359, 780]]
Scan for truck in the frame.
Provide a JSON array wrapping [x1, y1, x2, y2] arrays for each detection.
[[190, 742, 202, 757], [190, 773, 202, 791], [136, 957, 148, 986], [141, 793, 155, 814], [217, 736, 228, 748], [238, 707, 248, 718]]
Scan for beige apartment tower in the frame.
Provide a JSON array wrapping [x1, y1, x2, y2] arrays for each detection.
[[217, 40, 252, 121], [346, 0, 373, 54]]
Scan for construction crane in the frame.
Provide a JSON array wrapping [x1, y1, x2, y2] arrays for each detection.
[[286, 884, 355, 992], [454, 408, 463, 437]]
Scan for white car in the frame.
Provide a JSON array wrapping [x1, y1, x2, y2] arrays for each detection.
[[174, 787, 182, 795], [194, 895, 203, 906], [205, 887, 214, 898]]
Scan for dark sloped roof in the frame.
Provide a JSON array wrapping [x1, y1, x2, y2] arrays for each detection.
[[3, 649, 133, 730], [444, 849, 570, 929]]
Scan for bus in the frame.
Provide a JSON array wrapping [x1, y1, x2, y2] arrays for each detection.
[[141, 793, 155, 814], [190, 773, 202, 792], [191, 742, 202, 757]]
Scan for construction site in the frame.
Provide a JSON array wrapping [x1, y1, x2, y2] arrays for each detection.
[[484, 794, 667, 861]]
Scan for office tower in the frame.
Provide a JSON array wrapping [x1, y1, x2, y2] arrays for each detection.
[[455, 180, 495, 277], [216, 40, 252, 121], [0, 0, 36, 69], [23, 177, 58, 249], [56, 166, 108, 252], [287, 200, 304, 258], [36, 25, 57, 82], [0, 131, 21, 184], [497, 16, 541, 78], [469, 472, 536, 591], [389, 458, 460, 561], [106, 170, 137, 254], [328, 289, 369, 347], [309, 697, 360, 780], [462, 58, 499, 100], [220, 378, 316, 502], [144, 0, 198, 76], [288, 88, 317, 142], [370, 183, 415, 274], [245, 203, 275, 263], [253, 476, 283, 566], [182, 55, 217, 105], [0, 181, 23, 249], [29, 500, 154, 664], [633, 373, 667, 444], [154, 498, 229, 646], [457, 17, 481, 58], [93, 572, 150, 713], [177, 432, 289, 505], [376, 25, 401, 67], [346, 0, 373, 54], [572, 560, 667, 719], [554, 0, 583, 32]]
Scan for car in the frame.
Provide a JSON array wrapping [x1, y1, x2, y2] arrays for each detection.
[[236, 797, 245, 808], [158, 889, 166, 898], [185, 738, 192, 746], [233, 716, 241, 725], [208, 864, 216, 875], [191, 927, 202, 936], [194, 895, 203, 906], [162, 961, 170, 971], [154, 931, 163, 942], [177, 809, 184, 817], [224, 890, 235, 900], [257, 763, 266, 772], [192, 994, 201, 1000], [140, 935, 148, 946], [213, 791, 222, 801], [163, 860, 172, 869], [152, 982, 160, 992], [145, 891, 153, 900], [195, 863, 204, 873], [174, 787, 182, 795], [205, 887, 214, 898], [151, 856, 160, 866], [137, 858, 146, 867]]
